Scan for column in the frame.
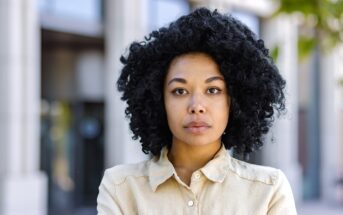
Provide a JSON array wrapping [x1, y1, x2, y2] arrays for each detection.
[[334, 46, 343, 204], [104, 0, 149, 167], [0, 0, 47, 214], [261, 15, 302, 202], [320, 45, 343, 203]]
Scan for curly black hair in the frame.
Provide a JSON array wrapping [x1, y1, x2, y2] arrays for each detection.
[[117, 8, 286, 156]]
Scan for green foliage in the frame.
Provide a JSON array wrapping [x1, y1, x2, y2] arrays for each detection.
[[270, 46, 280, 62], [298, 36, 317, 60], [339, 78, 343, 94], [339, 79, 343, 87], [274, 0, 343, 58], [276, 0, 318, 15]]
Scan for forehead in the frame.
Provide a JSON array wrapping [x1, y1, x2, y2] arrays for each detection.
[[166, 52, 222, 79]]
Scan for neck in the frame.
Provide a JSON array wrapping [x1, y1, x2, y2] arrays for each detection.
[[167, 139, 222, 173]]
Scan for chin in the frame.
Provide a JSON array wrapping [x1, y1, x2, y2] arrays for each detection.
[[178, 136, 221, 147]]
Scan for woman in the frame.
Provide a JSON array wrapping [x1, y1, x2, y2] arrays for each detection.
[[97, 8, 297, 214]]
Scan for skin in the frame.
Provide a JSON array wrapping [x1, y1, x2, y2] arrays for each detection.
[[163, 52, 230, 186]]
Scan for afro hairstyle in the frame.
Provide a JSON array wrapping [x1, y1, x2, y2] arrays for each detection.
[[117, 8, 286, 156]]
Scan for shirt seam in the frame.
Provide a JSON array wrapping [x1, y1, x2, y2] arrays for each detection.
[[267, 170, 282, 213], [113, 175, 149, 186], [112, 183, 125, 214], [227, 155, 279, 185], [227, 168, 276, 185]]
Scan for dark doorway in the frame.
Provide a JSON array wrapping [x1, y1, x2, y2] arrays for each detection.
[[40, 29, 104, 215]]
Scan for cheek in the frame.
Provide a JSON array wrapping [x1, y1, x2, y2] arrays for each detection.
[[164, 97, 180, 127]]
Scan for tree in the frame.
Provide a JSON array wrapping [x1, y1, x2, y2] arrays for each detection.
[[272, 0, 343, 60], [272, 0, 343, 87]]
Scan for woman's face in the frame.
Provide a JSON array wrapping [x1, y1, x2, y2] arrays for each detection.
[[164, 52, 230, 147]]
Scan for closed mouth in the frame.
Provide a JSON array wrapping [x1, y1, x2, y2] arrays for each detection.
[[184, 121, 211, 134]]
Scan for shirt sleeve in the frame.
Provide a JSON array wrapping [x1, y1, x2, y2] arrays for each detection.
[[97, 169, 124, 215], [267, 170, 297, 215]]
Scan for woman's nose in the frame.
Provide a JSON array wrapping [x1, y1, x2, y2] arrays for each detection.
[[188, 94, 206, 114]]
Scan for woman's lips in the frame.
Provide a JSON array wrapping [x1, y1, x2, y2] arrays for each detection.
[[184, 121, 211, 134], [185, 126, 210, 134]]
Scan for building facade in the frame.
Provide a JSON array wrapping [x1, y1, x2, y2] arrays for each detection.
[[0, 0, 342, 214]]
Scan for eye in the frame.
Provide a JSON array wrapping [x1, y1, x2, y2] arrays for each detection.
[[172, 88, 188, 96], [207, 87, 222, 94]]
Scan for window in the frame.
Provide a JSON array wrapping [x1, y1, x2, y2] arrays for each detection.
[[39, 0, 102, 22], [148, 0, 190, 31]]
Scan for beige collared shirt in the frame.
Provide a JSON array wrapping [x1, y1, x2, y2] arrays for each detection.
[[97, 145, 297, 215]]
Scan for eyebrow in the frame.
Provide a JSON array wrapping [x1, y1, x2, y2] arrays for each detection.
[[167, 76, 224, 85], [205, 76, 225, 83]]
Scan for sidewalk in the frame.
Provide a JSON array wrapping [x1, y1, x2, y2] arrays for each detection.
[[297, 201, 343, 215]]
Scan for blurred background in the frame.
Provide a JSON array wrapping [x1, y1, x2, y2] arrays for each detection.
[[0, 0, 342, 214]]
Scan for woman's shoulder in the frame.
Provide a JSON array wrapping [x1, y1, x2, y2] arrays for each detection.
[[226, 157, 297, 213], [102, 159, 151, 186], [227, 156, 287, 186]]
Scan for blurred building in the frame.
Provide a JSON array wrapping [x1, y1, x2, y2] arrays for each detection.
[[0, 0, 342, 214]]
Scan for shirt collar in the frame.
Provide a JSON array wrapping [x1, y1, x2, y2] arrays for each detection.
[[148, 144, 231, 192], [148, 147, 175, 192], [200, 144, 230, 183]]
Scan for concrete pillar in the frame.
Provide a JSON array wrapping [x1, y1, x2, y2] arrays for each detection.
[[320, 45, 343, 203], [261, 15, 302, 202], [0, 0, 47, 214], [104, 0, 149, 167], [334, 46, 343, 204]]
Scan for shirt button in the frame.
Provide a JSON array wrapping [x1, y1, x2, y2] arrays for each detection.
[[194, 173, 200, 179], [188, 200, 194, 207]]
